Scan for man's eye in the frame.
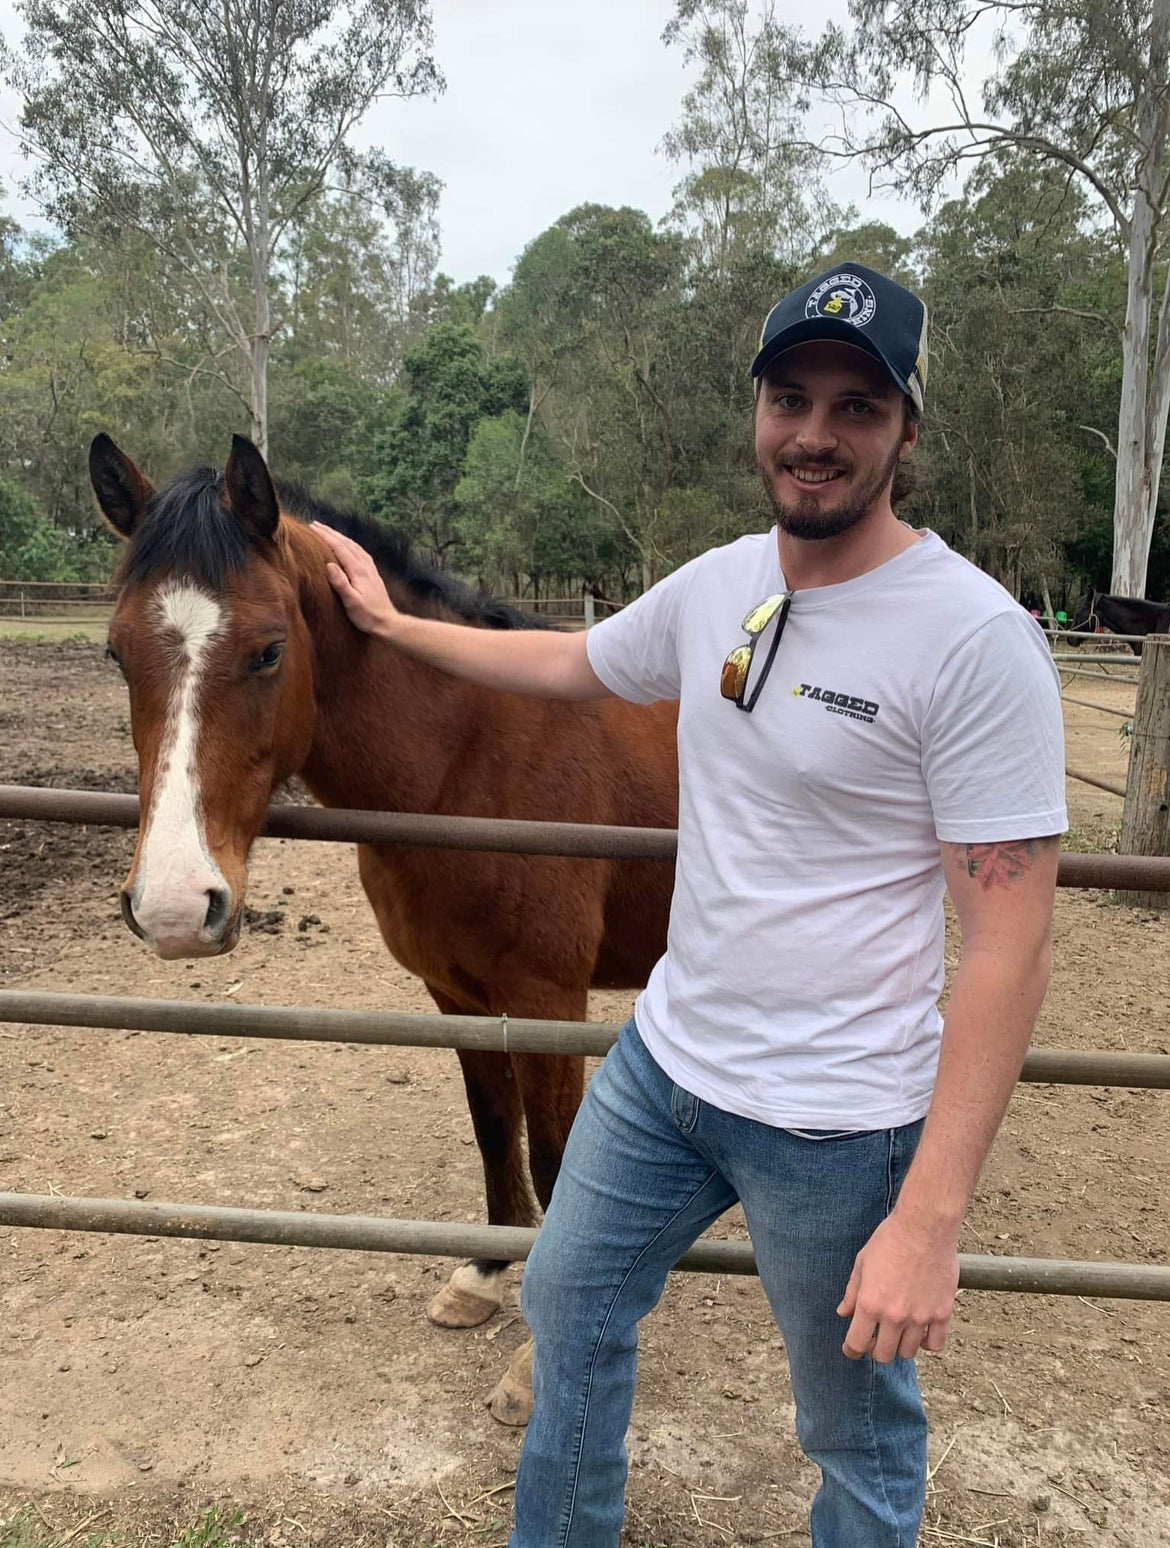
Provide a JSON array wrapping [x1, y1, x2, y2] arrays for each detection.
[[252, 641, 285, 672], [848, 400, 874, 415]]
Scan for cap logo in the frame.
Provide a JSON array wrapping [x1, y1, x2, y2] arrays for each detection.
[[805, 272, 876, 329]]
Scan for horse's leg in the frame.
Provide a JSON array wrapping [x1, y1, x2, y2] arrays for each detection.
[[425, 986, 536, 1331], [484, 981, 589, 1428]]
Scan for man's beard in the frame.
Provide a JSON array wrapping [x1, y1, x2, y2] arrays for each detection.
[[761, 440, 903, 540]]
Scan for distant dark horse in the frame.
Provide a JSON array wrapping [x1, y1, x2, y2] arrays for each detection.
[[1067, 590, 1170, 657]]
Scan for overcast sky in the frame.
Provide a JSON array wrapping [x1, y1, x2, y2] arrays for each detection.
[[0, 0, 987, 285]]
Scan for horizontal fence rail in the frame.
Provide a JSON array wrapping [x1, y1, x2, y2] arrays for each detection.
[[1065, 767, 1127, 798], [1045, 630, 1149, 644], [1051, 652, 1144, 663], [3, 785, 1169, 890], [4, 991, 1170, 1089], [0, 1192, 1166, 1302], [1061, 696, 1135, 720]]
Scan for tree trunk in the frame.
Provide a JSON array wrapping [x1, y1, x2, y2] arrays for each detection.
[[250, 250, 270, 459], [1112, 0, 1170, 598], [1117, 634, 1170, 910], [1041, 576, 1055, 630], [250, 143, 272, 459], [515, 383, 537, 493], [1112, 199, 1154, 598]]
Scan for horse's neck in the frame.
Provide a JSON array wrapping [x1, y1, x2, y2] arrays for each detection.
[[295, 564, 473, 816]]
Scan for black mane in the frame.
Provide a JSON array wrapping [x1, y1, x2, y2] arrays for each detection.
[[278, 483, 555, 631], [117, 465, 553, 632], [119, 466, 248, 592]]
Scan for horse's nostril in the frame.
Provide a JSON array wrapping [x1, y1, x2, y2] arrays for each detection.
[[203, 887, 231, 935], [120, 890, 147, 941]]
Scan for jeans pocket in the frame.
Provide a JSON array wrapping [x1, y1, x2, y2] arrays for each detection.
[[781, 1127, 875, 1143]]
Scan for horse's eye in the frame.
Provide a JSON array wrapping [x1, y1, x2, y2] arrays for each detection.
[[105, 644, 123, 671], [252, 641, 285, 672]]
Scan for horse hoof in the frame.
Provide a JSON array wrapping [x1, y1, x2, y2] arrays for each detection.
[[427, 1264, 502, 1329], [486, 1338, 534, 1427]]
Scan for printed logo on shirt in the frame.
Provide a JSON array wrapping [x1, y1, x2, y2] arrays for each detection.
[[792, 683, 881, 723]]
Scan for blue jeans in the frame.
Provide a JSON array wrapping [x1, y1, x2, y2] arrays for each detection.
[[511, 1018, 927, 1548]]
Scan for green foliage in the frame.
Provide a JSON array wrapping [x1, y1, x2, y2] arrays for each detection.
[[913, 156, 1114, 599], [454, 410, 625, 590], [360, 323, 528, 555], [0, 1503, 249, 1547], [662, 1, 845, 268], [0, 476, 76, 580], [3, 0, 443, 449], [1, 8, 1167, 606]]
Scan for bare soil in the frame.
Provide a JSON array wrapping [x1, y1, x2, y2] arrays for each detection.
[[0, 640, 1167, 1547]]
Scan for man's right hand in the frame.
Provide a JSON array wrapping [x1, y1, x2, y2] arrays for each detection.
[[314, 522, 401, 638]]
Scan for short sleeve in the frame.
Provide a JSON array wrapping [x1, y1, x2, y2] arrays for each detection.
[[921, 609, 1068, 842], [585, 559, 698, 704]]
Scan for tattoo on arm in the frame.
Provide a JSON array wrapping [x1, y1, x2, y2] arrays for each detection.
[[961, 839, 1039, 891]]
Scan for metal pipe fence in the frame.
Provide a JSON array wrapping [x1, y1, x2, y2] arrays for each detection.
[[1045, 630, 1148, 644], [1061, 696, 1135, 720], [5, 990, 1170, 1086], [3, 783, 1169, 1303], [3, 784, 1169, 889], [1065, 767, 1127, 798], [1051, 652, 1143, 663], [1, 1192, 1166, 1302]]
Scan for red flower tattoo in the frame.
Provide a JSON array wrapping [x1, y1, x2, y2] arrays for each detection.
[[964, 840, 1037, 890]]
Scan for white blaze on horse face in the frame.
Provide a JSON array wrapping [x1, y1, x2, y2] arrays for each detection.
[[131, 582, 229, 955]]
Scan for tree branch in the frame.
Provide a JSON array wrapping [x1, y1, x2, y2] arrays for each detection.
[[1079, 424, 1118, 460]]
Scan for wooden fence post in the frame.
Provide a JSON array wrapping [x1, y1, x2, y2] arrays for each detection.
[[1118, 633, 1170, 908]]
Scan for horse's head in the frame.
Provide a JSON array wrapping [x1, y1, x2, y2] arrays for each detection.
[[91, 434, 319, 958]]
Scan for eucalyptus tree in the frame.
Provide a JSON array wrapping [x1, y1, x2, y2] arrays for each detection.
[[661, 0, 842, 270], [796, 0, 1170, 597], [3, 0, 442, 456]]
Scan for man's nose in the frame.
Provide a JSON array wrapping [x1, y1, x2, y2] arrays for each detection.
[[795, 411, 837, 457]]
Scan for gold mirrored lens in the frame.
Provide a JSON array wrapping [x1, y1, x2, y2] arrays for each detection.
[[721, 644, 751, 700], [741, 593, 787, 635]]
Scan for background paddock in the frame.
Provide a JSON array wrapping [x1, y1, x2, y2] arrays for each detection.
[[1, 637, 1167, 1547]]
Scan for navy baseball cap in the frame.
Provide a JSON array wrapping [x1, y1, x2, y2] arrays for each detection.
[[751, 262, 928, 414]]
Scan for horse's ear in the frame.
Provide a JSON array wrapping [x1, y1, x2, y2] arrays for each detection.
[[224, 434, 280, 543], [89, 434, 155, 538]]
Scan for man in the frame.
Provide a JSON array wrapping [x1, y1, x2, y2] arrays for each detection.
[[316, 262, 1067, 1547]]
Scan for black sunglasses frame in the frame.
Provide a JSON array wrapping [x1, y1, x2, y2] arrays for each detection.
[[731, 593, 793, 713]]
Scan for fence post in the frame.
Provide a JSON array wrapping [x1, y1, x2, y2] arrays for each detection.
[[1118, 633, 1170, 909], [584, 593, 596, 629]]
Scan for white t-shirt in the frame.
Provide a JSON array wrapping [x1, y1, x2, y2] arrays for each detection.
[[586, 528, 1067, 1129]]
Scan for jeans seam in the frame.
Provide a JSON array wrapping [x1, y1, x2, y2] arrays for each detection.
[[558, 1167, 725, 1547], [884, 1126, 897, 1216], [866, 1125, 905, 1544]]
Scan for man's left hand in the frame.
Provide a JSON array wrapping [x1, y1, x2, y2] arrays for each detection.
[[837, 1211, 960, 1362]]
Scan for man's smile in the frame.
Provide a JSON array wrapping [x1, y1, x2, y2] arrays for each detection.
[[784, 463, 847, 488]]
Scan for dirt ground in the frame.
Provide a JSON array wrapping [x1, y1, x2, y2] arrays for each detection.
[[0, 640, 1167, 1548]]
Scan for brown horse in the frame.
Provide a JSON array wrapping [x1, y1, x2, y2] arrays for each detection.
[[89, 432, 678, 1424]]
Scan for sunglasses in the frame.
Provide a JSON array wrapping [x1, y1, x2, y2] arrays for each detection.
[[720, 591, 793, 712]]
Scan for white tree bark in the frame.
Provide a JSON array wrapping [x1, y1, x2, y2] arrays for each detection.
[[1111, 0, 1170, 598], [1113, 194, 1156, 597]]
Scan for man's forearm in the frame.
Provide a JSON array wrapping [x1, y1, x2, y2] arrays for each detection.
[[893, 943, 1052, 1235], [379, 612, 607, 701]]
